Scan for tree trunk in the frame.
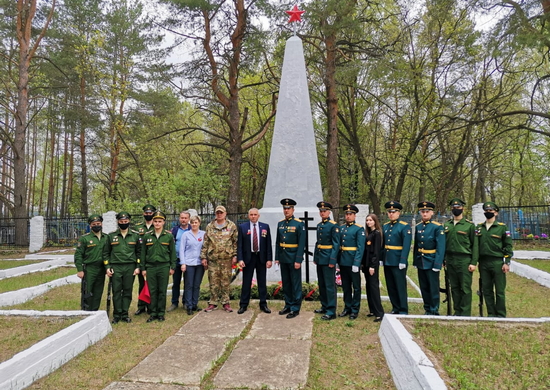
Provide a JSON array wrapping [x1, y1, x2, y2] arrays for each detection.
[[79, 76, 89, 215]]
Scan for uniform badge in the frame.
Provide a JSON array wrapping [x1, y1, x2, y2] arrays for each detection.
[[90, 240, 93, 244], [505, 231, 511, 236]]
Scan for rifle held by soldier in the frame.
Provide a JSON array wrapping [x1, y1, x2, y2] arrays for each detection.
[[477, 276, 484, 317], [80, 264, 92, 311], [106, 268, 113, 317]]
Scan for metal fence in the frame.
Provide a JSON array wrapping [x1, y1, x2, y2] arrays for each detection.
[[0, 219, 29, 247], [498, 205, 550, 240]]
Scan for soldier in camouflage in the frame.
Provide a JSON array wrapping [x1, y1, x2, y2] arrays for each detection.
[[200, 205, 238, 313]]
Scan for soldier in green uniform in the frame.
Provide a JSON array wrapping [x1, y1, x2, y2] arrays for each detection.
[[134, 204, 156, 315], [476, 201, 513, 317], [201, 205, 238, 313], [103, 212, 141, 324], [337, 204, 365, 320], [443, 198, 479, 316], [75, 214, 107, 311], [142, 211, 177, 322], [313, 201, 340, 321], [275, 198, 306, 319], [382, 201, 412, 314], [413, 201, 446, 315]]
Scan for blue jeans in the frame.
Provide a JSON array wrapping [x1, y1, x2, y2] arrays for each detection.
[[184, 265, 205, 308]]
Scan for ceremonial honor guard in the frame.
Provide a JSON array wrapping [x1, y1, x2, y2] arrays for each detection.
[[413, 201, 446, 315], [382, 201, 412, 314], [134, 204, 156, 315], [75, 214, 107, 311], [313, 201, 340, 320], [142, 211, 177, 322], [337, 204, 365, 320], [444, 198, 478, 316], [275, 198, 306, 319], [476, 202, 513, 317], [103, 212, 141, 324]]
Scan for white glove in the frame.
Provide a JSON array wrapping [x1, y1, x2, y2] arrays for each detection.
[[379, 261, 383, 266], [432, 268, 440, 272], [352, 265, 359, 273], [398, 263, 406, 270]]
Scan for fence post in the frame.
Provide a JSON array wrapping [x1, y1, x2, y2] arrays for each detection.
[[29, 216, 45, 253]]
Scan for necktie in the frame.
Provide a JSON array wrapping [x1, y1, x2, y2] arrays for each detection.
[[253, 224, 259, 252]]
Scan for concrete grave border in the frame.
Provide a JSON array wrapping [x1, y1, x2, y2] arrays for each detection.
[[0, 258, 71, 280], [379, 314, 550, 390], [0, 310, 112, 390], [0, 274, 80, 308], [510, 260, 550, 288]]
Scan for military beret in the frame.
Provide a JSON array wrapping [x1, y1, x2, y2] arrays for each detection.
[[88, 214, 103, 224], [449, 198, 466, 207], [316, 201, 332, 210], [280, 198, 297, 208], [482, 201, 499, 212], [343, 204, 359, 213], [142, 204, 157, 212], [116, 211, 131, 220], [152, 210, 166, 220], [215, 205, 226, 213], [385, 201, 403, 211], [418, 201, 435, 210]]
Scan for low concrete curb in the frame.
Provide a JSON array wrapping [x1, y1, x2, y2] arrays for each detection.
[[0, 274, 80, 308], [380, 315, 550, 390], [511, 260, 550, 288], [0, 310, 112, 390], [0, 258, 70, 280]]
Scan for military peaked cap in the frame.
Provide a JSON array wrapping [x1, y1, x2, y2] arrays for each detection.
[[418, 201, 435, 210], [343, 204, 359, 213], [316, 201, 332, 210], [142, 204, 157, 212], [88, 214, 103, 224], [482, 201, 499, 212], [449, 198, 466, 207], [116, 211, 131, 220], [385, 201, 403, 211], [280, 198, 297, 208]]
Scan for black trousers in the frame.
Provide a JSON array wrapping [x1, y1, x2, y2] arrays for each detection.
[[363, 267, 384, 318], [239, 253, 268, 307]]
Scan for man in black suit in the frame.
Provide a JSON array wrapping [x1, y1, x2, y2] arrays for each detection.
[[237, 208, 273, 314]]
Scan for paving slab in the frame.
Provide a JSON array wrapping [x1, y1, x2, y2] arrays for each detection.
[[176, 309, 254, 338], [213, 339, 312, 390], [123, 310, 253, 386], [105, 381, 198, 390], [247, 311, 313, 340], [123, 335, 228, 385]]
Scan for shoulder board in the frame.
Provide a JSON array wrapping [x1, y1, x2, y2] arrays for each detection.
[[399, 221, 408, 225], [165, 229, 172, 234], [329, 220, 337, 224], [294, 218, 302, 222], [279, 218, 285, 222], [130, 229, 140, 234], [354, 223, 363, 228], [134, 222, 143, 226], [498, 222, 505, 226], [384, 221, 390, 225], [477, 222, 483, 227], [431, 221, 442, 226], [465, 219, 473, 224]]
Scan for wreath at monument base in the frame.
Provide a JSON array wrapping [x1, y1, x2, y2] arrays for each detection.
[[198, 282, 321, 301]]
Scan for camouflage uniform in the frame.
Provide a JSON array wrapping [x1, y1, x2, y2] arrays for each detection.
[[200, 219, 238, 306]]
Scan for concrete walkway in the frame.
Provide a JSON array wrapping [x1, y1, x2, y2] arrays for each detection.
[[105, 309, 314, 390]]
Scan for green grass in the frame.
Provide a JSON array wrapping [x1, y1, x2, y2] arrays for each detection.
[[0, 259, 45, 270], [404, 320, 550, 390], [0, 316, 81, 363], [514, 259, 550, 273], [0, 267, 75, 293]]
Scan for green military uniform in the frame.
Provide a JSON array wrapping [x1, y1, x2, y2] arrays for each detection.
[[142, 211, 177, 320], [382, 201, 412, 314], [444, 198, 479, 316], [313, 201, 340, 318], [134, 204, 156, 313], [75, 215, 107, 311], [103, 212, 141, 322], [275, 199, 306, 314], [413, 201, 446, 315], [200, 216, 238, 307], [338, 205, 365, 318], [477, 201, 513, 318]]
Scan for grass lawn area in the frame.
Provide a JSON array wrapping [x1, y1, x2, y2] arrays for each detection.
[[514, 259, 550, 273], [2, 252, 549, 390], [0, 316, 81, 364], [403, 320, 550, 390], [0, 267, 75, 293], [0, 259, 46, 270]]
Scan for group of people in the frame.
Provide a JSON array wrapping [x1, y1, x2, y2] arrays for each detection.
[[75, 197, 513, 325]]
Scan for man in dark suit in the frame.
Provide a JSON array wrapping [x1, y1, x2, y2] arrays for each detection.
[[237, 208, 273, 314]]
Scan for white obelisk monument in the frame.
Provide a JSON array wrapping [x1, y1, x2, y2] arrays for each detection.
[[261, 7, 323, 282]]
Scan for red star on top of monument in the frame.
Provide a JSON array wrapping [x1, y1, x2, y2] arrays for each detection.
[[286, 5, 305, 23]]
